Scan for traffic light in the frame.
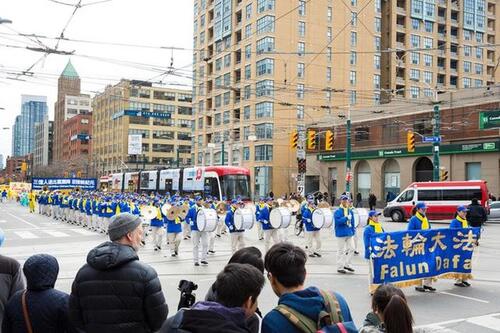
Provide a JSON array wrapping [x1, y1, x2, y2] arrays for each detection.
[[21, 162, 27, 172], [290, 130, 299, 149], [440, 167, 448, 181], [325, 130, 334, 151], [407, 130, 415, 153], [297, 158, 307, 174], [307, 130, 317, 150]]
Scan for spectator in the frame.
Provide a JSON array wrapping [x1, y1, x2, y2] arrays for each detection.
[[162, 263, 265, 333], [467, 198, 487, 228], [69, 213, 168, 333], [368, 193, 377, 210], [2, 254, 72, 333], [356, 192, 362, 208], [0, 228, 25, 328], [359, 284, 414, 333], [262, 243, 356, 333]]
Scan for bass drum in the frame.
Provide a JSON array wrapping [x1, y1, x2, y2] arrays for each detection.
[[270, 207, 291, 229], [234, 208, 255, 230], [354, 208, 369, 228], [197, 208, 218, 232], [312, 208, 333, 229]]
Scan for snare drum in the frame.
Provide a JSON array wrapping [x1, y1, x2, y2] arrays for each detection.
[[312, 208, 333, 229], [270, 207, 292, 229], [234, 208, 255, 230], [197, 208, 218, 232]]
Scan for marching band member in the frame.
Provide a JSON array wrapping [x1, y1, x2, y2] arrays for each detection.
[[37, 191, 44, 215], [166, 204, 183, 257], [84, 195, 93, 229], [363, 210, 385, 293], [206, 196, 217, 255], [408, 202, 436, 292], [150, 201, 166, 251], [225, 200, 246, 253], [334, 194, 356, 274], [256, 197, 279, 252], [187, 196, 209, 266], [182, 197, 193, 240], [302, 196, 322, 257], [450, 205, 471, 287], [255, 198, 265, 241], [91, 195, 100, 231], [60, 193, 69, 222], [215, 196, 228, 238], [28, 190, 36, 213]]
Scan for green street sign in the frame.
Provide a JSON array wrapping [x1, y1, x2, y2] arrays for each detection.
[[479, 110, 500, 130]]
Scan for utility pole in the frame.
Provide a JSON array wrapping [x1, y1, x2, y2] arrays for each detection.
[[176, 148, 180, 168], [345, 105, 352, 195], [432, 91, 441, 181]]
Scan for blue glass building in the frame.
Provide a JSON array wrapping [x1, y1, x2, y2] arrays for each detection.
[[11, 95, 48, 157]]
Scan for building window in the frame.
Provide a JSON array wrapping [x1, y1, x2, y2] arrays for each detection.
[[245, 44, 252, 59], [412, 19, 420, 30], [351, 12, 357, 26], [355, 126, 369, 142], [327, 47, 332, 62], [374, 36, 380, 51], [244, 85, 251, 99], [245, 65, 251, 79], [475, 47, 482, 60], [464, 46, 471, 57], [463, 77, 471, 88], [474, 79, 483, 87], [423, 37, 433, 49], [244, 106, 251, 120], [297, 105, 304, 120], [298, 0, 306, 16], [243, 147, 250, 161], [411, 52, 420, 65], [256, 101, 273, 118], [410, 69, 420, 81], [256, 15, 275, 34], [256, 58, 274, 76], [464, 61, 471, 73], [374, 55, 380, 69], [256, 37, 275, 54], [223, 92, 230, 105], [373, 74, 380, 89], [327, 7, 332, 22], [375, 17, 381, 32], [245, 24, 252, 38], [223, 111, 230, 123], [423, 88, 433, 97], [463, 30, 471, 40], [351, 31, 357, 47], [349, 71, 356, 85], [255, 123, 273, 139], [410, 35, 420, 48], [297, 63, 305, 78], [298, 21, 306, 37], [350, 91, 357, 105], [425, 21, 433, 32], [423, 71, 432, 84], [326, 67, 332, 82], [297, 84, 305, 99], [423, 54, 432, 66], [475, 63, 483, 75], [466, 162, 481, 180], [257, 0, 275, 13], [223, 73, 231, 86], [297, 42, 305, 56], [350, 51, 357, 65], [224, 54, 231, 67], [255, 145, 273, 161], [410, 86, 420, 99], [246, 3, 252, 19], [255, 80, 274, 97], [327, 27, 333, 42]]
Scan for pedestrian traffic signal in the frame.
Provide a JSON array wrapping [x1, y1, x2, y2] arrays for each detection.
[[290, 130, 299, 149], [307, 130, 317, 150], [325, 130, 334, 151], [407, 130, 415, 153], [297, 158, 307, 174], [440, 167, 448, 181]]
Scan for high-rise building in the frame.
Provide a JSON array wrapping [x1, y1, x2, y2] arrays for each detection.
[[193, 0, 498, 197], [0, 154, 4, 170], [380, 0, 498, 101], [33, 115, 53, 167], [11, 95, 48, 157], [53, 60, 83, 162], [92, 80, 193, 175]]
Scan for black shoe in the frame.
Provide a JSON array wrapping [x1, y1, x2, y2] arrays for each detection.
[[454, 282, 467, 287], [157, 246, 161, 250], [171, 253, 177, 257], [216, 234, 221, 238], [259, 237, 264, 241], [415, 286, 426, 292], [141, 240, 146, 246], [463, 281, 471, 287], [208, 250, 216, 254], [423, 285, 436, 292], [354, 251, 360, 255], [309, 254, 316, 258], [175, 251, 178, 256], [314, 252, 322, 257], [154, 247, 158, 251], [201, 261, 208, 265], [337, 269, 347, 274], [344, 266, 355, 272], [183, 237, 188, 240], [194, 262, 200, 266]]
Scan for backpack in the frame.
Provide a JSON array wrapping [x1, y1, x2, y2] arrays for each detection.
[[275, 290, 357, 333]]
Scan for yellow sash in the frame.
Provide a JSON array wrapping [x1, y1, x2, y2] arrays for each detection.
[[416, 212, 429, 230], [368, 220, 383, 233], [456, 215, 468, 228], [156, 207, 162, 220], [340, 204, 349, 217], [115, 203, 121, 215]]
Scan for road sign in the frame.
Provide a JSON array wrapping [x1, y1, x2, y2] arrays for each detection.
[[479, 110, 500, 130], [422, 136, 442, 143]]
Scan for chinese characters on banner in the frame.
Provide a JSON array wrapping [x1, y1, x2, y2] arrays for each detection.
[[31, 178, 97, 191], [369, 228, 480, 289]]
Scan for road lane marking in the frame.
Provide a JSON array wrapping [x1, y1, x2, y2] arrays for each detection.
[[6, 212, 40, 229], [0, 220, 6, 223], [14, 231, 38, 239], [439, 291, 490, 303], [416, 313, 500, 330], [421, 326, 458, 333], [69, 228, 96, 236], [467, 315, 500, 331], [42, 230, 70, 238]]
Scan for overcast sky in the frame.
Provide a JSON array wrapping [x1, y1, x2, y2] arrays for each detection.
[[0, 0, 194, 165]]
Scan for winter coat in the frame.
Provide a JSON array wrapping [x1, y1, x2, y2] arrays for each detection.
[[161, 301, 252, 333], [262, 287, 353, 333], [363, 225, 385, 260], [2, 254, 72, 333], [467, 203, 487, 227], [333, 207, 355, 238], [256, 204, 273, 230], [302, 206, 320, 232], [0, 255, 25, 328], [69, 241, 168, 333]]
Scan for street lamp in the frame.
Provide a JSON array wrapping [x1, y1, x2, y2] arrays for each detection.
[[0, 17, 12, 24]]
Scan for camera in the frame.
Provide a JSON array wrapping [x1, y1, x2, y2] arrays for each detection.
[[177, 280, 198, 310]]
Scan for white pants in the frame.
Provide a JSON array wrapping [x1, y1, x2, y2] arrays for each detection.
[[167, 232, 182, 254], [183, 222, 191, 238], [337, 236, 355, 269], [92, 215, 99, 229], [305, 231, 322, 255], [208, 232, 216, 251], [353, 227, 359, 251], [257, 222, 264, 239], [85, 215, 92, 228], [280, 227, 289, 242], [192, 231, 209, 263], [264, 229, 280, 252], [1, 197, 6, 203], [151, 226, 165, 248], [217, 215, 226, 235], [230, 232, 245, 253]]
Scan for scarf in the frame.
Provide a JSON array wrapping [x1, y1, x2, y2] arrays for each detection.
[[415, 212, 429, 230], [156, 206, 162, 220], [456, 215, 468, 228], [368, 220, 383, 233], [340, 204, 350, 217]]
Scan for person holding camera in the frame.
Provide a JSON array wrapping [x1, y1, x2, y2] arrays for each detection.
[[161, 263, 265, 333]]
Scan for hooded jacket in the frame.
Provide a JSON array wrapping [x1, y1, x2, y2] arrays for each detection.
[[2, 254, 71, 333], [262, 287, 353, 333], [69, 241, 168, 333], [0, 255, 24, 329], [161, 301, 252, 333]]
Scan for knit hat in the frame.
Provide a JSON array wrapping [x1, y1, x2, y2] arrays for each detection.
[[108, 213, 142, 241]]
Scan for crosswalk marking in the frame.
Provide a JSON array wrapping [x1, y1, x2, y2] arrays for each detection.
[[418, 313, 500, 333], [0, 220, 6, 223], [42, 230, 70, 238], [467, 315, 500, 331], [422, 326, 457, 333], [14, 231, 38, 239], [69, 228, 96, 236]]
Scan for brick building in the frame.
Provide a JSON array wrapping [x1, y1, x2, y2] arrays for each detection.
[[2, 154, 33, 182], [62, 113, 92, 177], [306, 86, 500, 203]]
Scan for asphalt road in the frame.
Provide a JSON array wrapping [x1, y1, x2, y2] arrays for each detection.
[[1, 200, 500, 332]]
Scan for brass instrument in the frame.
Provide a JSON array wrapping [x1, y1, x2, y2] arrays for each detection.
[[141, 205, 157, 220], [216, 201, 227, 215], [176, 204, 189, 220], [288, 199, 301, 213], [317, 201, 331, 209], [161, 203, 172, 216]]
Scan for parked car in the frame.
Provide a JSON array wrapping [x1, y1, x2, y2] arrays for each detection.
[[488, 201, 500, 220]]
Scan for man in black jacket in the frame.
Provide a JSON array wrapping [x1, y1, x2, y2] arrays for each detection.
[[467, 198, 487, 227], [69, 213, 168, 333]]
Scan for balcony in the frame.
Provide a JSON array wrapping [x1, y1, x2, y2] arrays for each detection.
[[396, 76, 405, 84], [450, 68, 458, 74], [451, 2, 459, 10], [396, 6, 406, 15], [438, 16, 446, 24], [437, 0, 446, 7], [451, 35, 458, 42], [397, 24, 405, 31], [438, 65, 446, 73], [396, 41, 405, 49]]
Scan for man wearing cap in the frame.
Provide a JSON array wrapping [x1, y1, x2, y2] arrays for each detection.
[[450, 205, 472, 287], [302, 196, 322, 257], [257, 197, 279, 252], [363, 210, 384, 293], [69, 213, 168, 333], [225, 200, 246, 253], [334, 194, 356, 274], [187, 196, 210, 266], [408, 202, 436, 292], [255, 197, 266, 241]]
